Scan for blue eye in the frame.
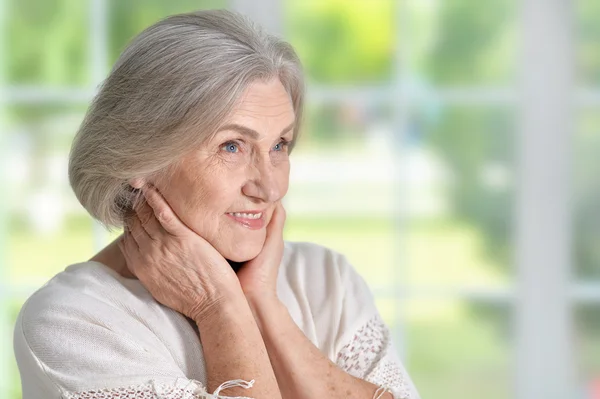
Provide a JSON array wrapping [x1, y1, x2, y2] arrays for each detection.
[[273, 140, 289, 152], [222, 142, 239, 153]]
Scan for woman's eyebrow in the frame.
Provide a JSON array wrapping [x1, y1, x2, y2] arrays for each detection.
[[216, 122, 295, 139]]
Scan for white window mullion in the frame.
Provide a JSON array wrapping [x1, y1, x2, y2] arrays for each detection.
[[516, 1, 575, 399], [0, 0, 11, 395], [390, 0, 412, 363]]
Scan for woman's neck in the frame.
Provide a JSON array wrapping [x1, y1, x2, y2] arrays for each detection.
[[89, 235, 137, 279]]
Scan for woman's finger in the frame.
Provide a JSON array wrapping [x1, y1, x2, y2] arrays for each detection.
[[119, 228, 138, 260], [127, 212, 152, 248], [135, 200, 164, 240], [142, 184, 186, 236], [269, 202, 286, 236], [122, 225, 138, 250], [262, 202, 286, 252]]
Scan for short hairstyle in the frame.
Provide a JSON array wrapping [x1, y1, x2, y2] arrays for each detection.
[[68, 9, 304, 229]]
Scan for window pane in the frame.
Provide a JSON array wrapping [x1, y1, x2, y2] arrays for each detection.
[[5, 297, 28, 399], [414, 0, 517, 86], [285, 0, 517, 86], [405, 105, 515, 397], [575, 304, 600, 397], [284, 0, 396, 84], [285, 101, 516, 399], [285, 100, 397, 290], [574, 107, 600, 281], [406, 298, 512, 399], [412, 105, 517, 285], [576, 0, 600, 86], [284, 216, 396, 290], [6, 0, 90, 86], [108, 0, 228, 66], [4, 104, 93, 285]]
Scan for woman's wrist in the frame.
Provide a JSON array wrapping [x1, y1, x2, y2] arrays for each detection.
[[191, 286, 249, 327], [246, 293, 287, 332], [192, 281, 283, 398], [246, 290, 280, 311]]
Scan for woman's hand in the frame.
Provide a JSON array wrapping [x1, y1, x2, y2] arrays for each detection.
[[119, 184, 241, 322], [236, 201, 286, 304]]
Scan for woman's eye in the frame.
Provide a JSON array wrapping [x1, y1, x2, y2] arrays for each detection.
[[221, 142, 239, 153], [273, 140, 290, 152]]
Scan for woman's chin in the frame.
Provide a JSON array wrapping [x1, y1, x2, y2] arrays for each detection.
[[226, 249, 261, 263], [219, 241, 264, 263]]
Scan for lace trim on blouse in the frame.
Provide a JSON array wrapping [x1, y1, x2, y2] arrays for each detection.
[[336, 314, 413, 399], [62, 379, 254, 399]]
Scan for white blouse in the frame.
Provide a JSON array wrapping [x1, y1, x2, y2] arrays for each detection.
[[14, 241, 420, 399]]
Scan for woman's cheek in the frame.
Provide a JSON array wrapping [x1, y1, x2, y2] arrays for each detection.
[[270, 150, 290, 164], [220, 152, 249, 169], [276, 163, 291, 197]]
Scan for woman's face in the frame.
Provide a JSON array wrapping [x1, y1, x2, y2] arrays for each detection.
[[154, 78, 295, 262]]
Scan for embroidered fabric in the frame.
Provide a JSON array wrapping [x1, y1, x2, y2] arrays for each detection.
[[62, 379, 255, 399], [336, 314, 413, 399]]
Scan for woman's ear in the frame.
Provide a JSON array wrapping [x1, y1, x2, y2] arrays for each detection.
[[128, 178, 146, 189]]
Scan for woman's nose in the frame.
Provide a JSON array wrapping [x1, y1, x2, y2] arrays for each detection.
[[241, 155, 285, 203]]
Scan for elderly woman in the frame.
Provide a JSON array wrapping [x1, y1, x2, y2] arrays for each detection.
[[14, 10, 420, 399]]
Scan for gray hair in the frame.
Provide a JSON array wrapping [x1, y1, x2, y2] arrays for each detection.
[[68, 9, 304, 229]]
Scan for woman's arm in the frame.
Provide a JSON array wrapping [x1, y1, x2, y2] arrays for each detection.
[[234, 205, 396, 399], [122, 185, 281, 398], [247, 295, 393, 399], [194, 291, 280, 397]]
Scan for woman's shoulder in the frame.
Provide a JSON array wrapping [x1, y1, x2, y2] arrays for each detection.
[[14, 261, 205, 392], [280, 241, 347, 294], [14, 260, 180, 358], [14, 262, 206, 395], [281, 241, 360, 286], [279, 241, 371, 315], [15, 262, 144, 354], [279, 241, 379, 358], [17, 261, 145, 322]]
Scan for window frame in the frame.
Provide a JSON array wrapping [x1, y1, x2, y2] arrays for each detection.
[[1, 1, 598, 398]]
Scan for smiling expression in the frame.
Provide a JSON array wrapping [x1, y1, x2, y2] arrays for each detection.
[[152, 78, 295, 262]]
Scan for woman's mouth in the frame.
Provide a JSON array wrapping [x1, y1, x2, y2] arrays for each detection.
[[225, 211, 265, 230]]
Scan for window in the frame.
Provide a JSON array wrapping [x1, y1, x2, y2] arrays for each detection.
[[2, 1, 598, 398]]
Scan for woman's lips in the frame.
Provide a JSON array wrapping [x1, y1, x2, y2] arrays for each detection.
[[225, 212, 265, 230]]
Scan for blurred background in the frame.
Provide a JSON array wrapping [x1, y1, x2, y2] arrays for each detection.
[[0, 0, 599, 398]]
